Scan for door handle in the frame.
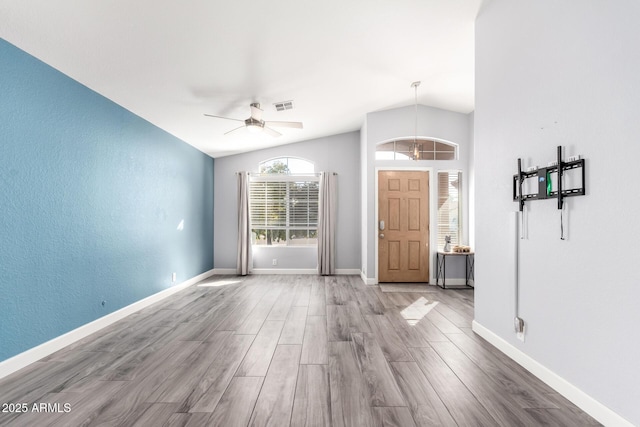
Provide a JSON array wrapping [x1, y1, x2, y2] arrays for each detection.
[[379, 233, 384, 238]]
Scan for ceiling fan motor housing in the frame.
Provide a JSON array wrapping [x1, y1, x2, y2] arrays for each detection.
[[245, 117, 264, 127], [204, 101, 300, 137]]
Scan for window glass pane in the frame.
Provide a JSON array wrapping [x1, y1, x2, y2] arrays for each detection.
[[289, 181, 318, 226], [435, 152, 455, 160], [395, 140, 413, 159], [252, 229, 266, 245], [375, 139, 457, 161], [422, 140, 435, 151], [420, 151, 435, 160], [250, 181, 267, 227], [250, 176, 319, 246], [251, 229, 287, 245], [252, 229, 287, 246], [377, 142, 395, 152], [289, 229, 318, 245], [260, 159, 290, 174], [437, 171, 462, 249], [266, 182, 287, 227], [375, 142, 396, 160], [435, 141, 455, 152], [375, 151, 396, 160], [287, 158, 315, 174], [259, 157, 314, 174]]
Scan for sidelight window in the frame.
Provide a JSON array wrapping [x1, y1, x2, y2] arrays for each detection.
[[437, 171, 462, 249]]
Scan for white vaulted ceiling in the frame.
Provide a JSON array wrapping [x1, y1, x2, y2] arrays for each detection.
[[0, 0, 481, 157]]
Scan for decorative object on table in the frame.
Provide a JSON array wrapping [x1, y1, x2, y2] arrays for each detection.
[[452, 245, 471, 253], [443, 235, 451, 252]]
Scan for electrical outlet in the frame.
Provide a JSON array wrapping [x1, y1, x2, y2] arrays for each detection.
[[514, 317, 526, 342], [172, 272, 177, 282], [272, 259, 278, 266]]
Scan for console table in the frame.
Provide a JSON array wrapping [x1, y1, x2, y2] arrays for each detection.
[[435, 251, 474, 289]]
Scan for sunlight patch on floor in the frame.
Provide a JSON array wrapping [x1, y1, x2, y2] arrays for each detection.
[[401, 297, 439, 326], [198, 280, 241, 288]]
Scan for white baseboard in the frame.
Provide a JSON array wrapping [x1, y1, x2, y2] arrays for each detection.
[[252, 268, 318, 275], [471, 320, 634, 427], [214, 268, 361, 276], [336, 269, 361, 275], [0, 269, 215, 381], [360, 271, 377, 285], [212, 268, 237, 275]]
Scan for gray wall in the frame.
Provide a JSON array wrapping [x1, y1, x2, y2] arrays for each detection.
[[468, 111, 475, 249], [214, 131, 361, 271], [360, 119, 369, 277], [475, 1, 640, 424], [361, 105, 473, 282]]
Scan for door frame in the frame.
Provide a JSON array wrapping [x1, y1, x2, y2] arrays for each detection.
[[375, 166, 436, 284]]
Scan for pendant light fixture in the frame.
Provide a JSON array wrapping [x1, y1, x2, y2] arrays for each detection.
[[410, 81, 421, 161]]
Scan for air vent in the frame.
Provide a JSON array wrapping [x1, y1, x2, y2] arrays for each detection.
[[274, 100, 294, 111]]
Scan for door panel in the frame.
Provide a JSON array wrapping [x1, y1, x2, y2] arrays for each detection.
[[388, 198, 401, 230], [378, 170, 429, 282], [408, 241, 421, 270], [388, 241, 400, 270], [408, 198, 420, 230]]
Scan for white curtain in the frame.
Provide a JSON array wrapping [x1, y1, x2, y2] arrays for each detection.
[[317, 172, 337, 275], [237, 172, 252, 275]]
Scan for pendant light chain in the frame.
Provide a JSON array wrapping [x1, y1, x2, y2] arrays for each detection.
[[415, 82, 418, 143], [411, 81, 421, 160]]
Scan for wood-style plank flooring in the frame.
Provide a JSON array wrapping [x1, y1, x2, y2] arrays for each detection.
[[0, 275, 600, 426]]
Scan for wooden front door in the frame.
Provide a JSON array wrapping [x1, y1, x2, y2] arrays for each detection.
[[378, 170, 429, 282]]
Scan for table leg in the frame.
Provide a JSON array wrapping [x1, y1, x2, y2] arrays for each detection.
[[465, 254, 475, 288], [436, 254, 447, 289]]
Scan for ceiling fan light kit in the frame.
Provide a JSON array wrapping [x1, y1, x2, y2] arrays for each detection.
[[245, 119, 264, 133], [204, 102, 303, 138]]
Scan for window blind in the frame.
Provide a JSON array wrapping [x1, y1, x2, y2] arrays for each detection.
[[249, 178, 319, 245], [437, 171, 462, 249], [250, 181, 287, 228]]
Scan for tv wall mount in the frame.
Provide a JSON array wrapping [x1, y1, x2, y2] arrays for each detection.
[[513, 146, 585, 240], [513, 146, 585, 211]]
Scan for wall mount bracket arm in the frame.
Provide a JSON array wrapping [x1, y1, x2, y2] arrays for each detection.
[[512, 146, 586, 208]]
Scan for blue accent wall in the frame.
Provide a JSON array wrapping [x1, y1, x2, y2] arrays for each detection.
[[0, 39, 214, 362]]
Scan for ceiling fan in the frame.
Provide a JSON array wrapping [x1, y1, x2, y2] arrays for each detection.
[[204, 102, 303, 137]]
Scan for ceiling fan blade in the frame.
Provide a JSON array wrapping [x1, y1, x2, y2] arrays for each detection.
[[263, 126, 282, 137], [250, 104, 263, 121], [224, 125, 246, 135], [204, 113, 243, 122], [264, 121, 303, 129]]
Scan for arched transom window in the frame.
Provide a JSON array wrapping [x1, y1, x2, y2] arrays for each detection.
[[376, 139, 457, 160], [258, 157, 315, 174]]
